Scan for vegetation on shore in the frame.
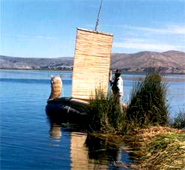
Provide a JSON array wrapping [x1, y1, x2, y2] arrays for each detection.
[[86, 71, 169, 134], [125, 126, 185, 169], [85, 126, 185, 169], [85, 71, 185, 169], [126, 71, 168, 127], [85, 89, 124, 133], [172, 110, 185, 129]]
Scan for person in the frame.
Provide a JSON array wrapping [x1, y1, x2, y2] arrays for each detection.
[[110, 69, 123, 104]]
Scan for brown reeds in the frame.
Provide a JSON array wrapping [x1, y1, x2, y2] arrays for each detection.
[[125, 126, 185, 170]]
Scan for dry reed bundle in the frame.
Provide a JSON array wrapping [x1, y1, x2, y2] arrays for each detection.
[[48, 76, 62, 100]]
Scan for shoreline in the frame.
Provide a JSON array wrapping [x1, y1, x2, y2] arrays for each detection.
[[1, 68, 185, 75], [88, 126, 185, 170]]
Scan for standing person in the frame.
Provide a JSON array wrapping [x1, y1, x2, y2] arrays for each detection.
[[110, 69, 123, 104]]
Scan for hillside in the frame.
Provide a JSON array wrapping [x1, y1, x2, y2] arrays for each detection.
[[0, 56, 73, 70], [0, 50, 185, 73], [111, 50, 185, 73]]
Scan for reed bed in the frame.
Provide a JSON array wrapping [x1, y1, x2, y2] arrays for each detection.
[[172, 110, 185, 129], [126, 71, 169, 127], [86, 71, 170, 134], [125, 126, 185, 170], [84, 71, 185, 169], [85, 88, 124, 133]]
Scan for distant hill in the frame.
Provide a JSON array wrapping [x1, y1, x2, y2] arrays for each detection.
[[0, 56, 73, 70], [111, 50, 185, 73], [0, 50, 185, 73]]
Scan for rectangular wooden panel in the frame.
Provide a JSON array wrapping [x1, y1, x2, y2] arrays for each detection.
[[72, 28, 113, 100]]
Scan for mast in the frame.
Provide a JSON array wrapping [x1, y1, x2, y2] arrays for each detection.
[[95, 0, 103, 31]]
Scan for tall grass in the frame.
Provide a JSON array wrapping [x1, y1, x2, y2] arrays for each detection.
[[172, 110, 185, 129], [126, 71, 169, 127], [85, 89, 124, 133], [86, 71, 169, 134]]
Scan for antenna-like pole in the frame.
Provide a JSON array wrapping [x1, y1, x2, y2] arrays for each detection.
[[95, 0, 103, 31]]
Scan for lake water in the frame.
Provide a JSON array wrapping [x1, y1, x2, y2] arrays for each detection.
[[0, 70, 185, 170]]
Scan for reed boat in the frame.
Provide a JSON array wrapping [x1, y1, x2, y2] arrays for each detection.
[[46, 1, 114, 122], [46, 97, 89, 124], [46, 28, 113, 121]]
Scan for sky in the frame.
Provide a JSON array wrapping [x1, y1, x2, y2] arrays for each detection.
[[0, 0, 185, 58]]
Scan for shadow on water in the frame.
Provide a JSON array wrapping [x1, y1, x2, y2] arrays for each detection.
[[46, 109, 134, 170]]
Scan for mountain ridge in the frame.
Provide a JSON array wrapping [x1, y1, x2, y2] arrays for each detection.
[[1, 50, 185, 73]]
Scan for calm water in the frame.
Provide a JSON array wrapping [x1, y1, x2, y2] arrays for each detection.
[[0, 70, 185, 170]]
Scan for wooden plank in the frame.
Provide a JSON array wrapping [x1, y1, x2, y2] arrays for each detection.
[[72, 28, 113, 100]]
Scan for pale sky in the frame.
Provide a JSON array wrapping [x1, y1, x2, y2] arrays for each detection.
[[1, 0, 185, 58]]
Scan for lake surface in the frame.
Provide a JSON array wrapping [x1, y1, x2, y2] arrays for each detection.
[[0, 70, 185, 170]]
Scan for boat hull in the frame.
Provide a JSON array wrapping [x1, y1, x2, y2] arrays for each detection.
[[46, 97, 88, 124]]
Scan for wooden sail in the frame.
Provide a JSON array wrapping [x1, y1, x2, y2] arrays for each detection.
[[72, 28, 113, 100]]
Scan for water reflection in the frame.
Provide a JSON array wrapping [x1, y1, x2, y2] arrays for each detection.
[[49, 123, 62, 140], [70, 132, 93, 169], [86, 135, 121, 164], [47, 113, 133, 169]]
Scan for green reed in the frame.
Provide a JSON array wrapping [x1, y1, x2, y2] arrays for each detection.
[[126, 71, 169, 127], [85, 88, 124, 133]]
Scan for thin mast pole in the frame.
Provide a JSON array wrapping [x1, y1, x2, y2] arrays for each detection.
[[95, 0, 103, 31]]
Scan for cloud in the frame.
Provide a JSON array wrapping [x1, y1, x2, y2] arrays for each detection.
[[127, 25, 185, 35], [102, 24, 185, 35], [114, 38, 184, 52], [167, 25, 185, 35], [102, 23, 185, 52]]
